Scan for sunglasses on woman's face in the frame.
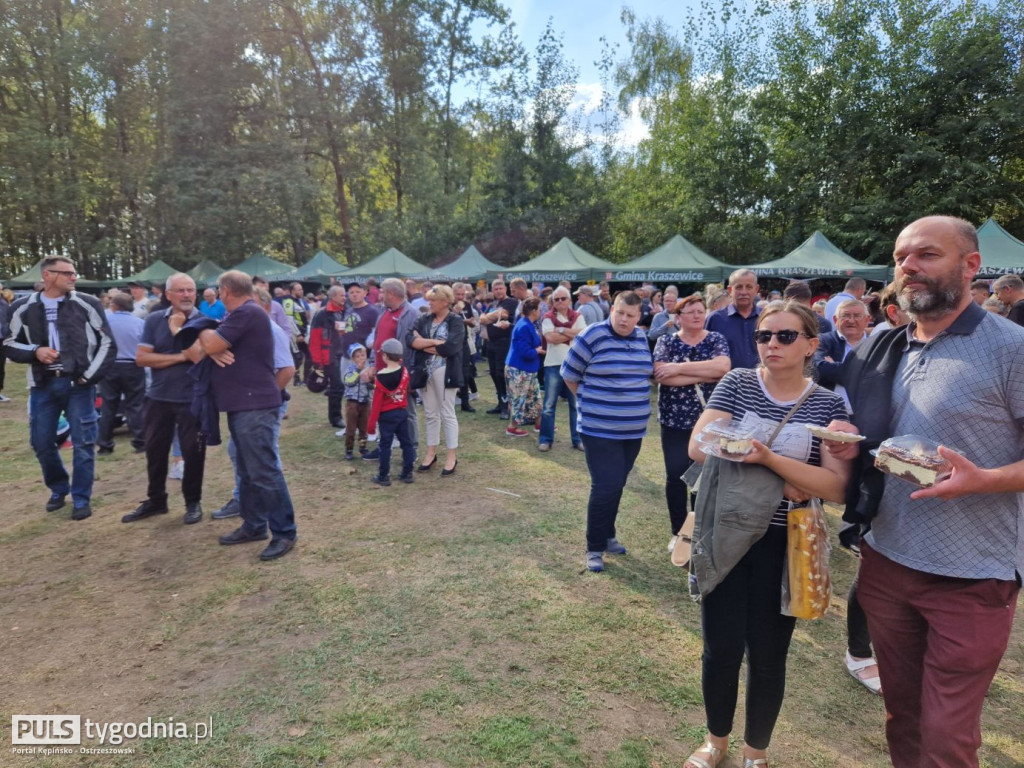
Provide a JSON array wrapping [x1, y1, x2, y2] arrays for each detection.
[[753, 329, 807, 345]]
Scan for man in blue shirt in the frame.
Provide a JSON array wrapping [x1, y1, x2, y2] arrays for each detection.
[[124, 273, 208, 526], [705, 268, 761, 369], [97, 291, 146, 454], [198, 287, 226, 320]]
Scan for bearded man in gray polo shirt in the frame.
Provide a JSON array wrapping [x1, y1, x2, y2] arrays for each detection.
[[829, 216, 1024, 768]]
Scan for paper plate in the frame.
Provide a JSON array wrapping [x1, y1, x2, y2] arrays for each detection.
[[806, 425, 866, 443]]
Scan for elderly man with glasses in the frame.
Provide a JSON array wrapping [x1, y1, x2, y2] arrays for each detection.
[[3, 256, 116, 520]]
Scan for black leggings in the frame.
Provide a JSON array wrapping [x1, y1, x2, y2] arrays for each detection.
[[847, 564, 873, 658], [660, 425, 695, 535], [700, 525, 796, 750]]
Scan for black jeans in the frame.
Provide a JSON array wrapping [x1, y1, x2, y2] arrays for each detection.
[[487, 339, 510, 406], [581, 434, 643, 552], [700, 525, 796, 750], [143, 398, 206, 506], [660, 425, 696, 535], [98, 362, 147, 451], [326, 357, 344, 427]]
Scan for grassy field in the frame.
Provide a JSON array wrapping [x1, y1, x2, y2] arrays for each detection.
[[1, 376, 1021, 768]]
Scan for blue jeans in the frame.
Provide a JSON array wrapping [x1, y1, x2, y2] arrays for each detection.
[[377, 408, 415, 478], [539, 366, 579, 447], [29, 377, 98, 509], [581, 433, 643, 552], [227, 408, 296, 540], [228, 402, 286, 502]]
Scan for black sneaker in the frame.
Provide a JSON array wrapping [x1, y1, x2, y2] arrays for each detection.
[[219, 525, 269, 545], [259, 537, 296, 561], [71, 504, 92, 521], [485, 405, 502, 415], [122, 499, 170, 523], [184, 502, 203, 525], [45, 493, 67, 512], [362, 448, 381, 460], [212, 498, 240, 519], [371, 475, 391, 487], [345, 451, 355, 461], [398, 472, 415, 484], [96, 446, 114, 456]]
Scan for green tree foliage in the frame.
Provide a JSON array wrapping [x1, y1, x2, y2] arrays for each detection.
[[607, 0, 1024, 265], [2, 0, 1023, 280]]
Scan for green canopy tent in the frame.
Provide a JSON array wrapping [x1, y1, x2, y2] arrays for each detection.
[[976, 218, 1024, 277], [411, 245, 503, 282], [264, 250, 349, 283], [746, 231, 889, 282], [187, 260, 225, 288], [328, 247, 429, 281], [114, 259, 179, 287], [610, 235, 727, 284], [230, 251, 295, 277], [488, 238, 618, 283], [5, 260, 105, 290]]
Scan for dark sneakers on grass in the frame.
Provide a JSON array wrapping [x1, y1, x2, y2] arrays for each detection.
[[71, 505, 92, 521], [184, 502, 203, 525], [259, 537, 296, 561], [219, 525, 269, 545], [122, 499, 169, 523], [45, 493, 67, 512], [362, 448, 381, 461], [371, 475, 391, 487], [398, 472, 415, 484]]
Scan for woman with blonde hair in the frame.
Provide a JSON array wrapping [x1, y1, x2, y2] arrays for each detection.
[[409, 284, 465, 476]]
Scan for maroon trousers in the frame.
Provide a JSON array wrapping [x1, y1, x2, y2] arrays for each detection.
[[859, 543, 1019, 768]]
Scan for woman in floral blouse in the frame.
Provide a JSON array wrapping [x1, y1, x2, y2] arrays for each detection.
[[652, 293, 730, 547]]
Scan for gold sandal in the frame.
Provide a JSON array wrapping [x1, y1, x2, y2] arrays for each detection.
[[684, 739, 725, 768], [743, 758, 769, 767]]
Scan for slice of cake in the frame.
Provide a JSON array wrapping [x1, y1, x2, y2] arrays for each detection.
[[701, 420, 756, 457], [874, 438, 951, 488]]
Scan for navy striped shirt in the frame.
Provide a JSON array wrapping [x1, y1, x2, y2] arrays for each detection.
[[560, 319, 654, 439], [707, 368, 849, 525]]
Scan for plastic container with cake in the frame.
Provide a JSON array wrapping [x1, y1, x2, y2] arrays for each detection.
[[695, 418, 759, 461], [871, 434, 962, 488]]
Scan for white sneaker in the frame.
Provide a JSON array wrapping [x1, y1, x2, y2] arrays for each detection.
[[366, 432, 379, 443], [468, 392, 479, 401], [168, 459, 184, 480], [335, 428, 347, 438], [0, 394, 10, 402]]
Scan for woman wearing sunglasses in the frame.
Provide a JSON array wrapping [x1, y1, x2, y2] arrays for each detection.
[[683, 300, 852, 768]]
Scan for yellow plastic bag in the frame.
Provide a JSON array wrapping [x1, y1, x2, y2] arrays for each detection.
[[784, 499, 831, 619]]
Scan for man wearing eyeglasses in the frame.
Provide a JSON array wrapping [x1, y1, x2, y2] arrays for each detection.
[[124, 273, 208, 526], [3, 255, 116, 520], [814, 298, 870, 408]]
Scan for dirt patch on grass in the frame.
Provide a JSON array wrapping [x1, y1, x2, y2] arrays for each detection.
[[1, 386, 1021, 768]]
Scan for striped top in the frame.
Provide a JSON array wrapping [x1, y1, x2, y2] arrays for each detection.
[[706, 368, 848, 525], [560, 319, 654, 439]]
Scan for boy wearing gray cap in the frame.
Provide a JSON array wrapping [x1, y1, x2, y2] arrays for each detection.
[[365, 338, 415, 486]]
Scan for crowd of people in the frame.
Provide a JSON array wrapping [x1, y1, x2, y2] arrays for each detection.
[[2, 214, 1022, 767]]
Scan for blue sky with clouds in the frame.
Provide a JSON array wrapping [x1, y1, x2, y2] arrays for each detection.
[[499, 1, 700, 148]]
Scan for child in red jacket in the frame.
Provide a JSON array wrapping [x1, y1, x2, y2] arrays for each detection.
[[366, 338, 416, 486]]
